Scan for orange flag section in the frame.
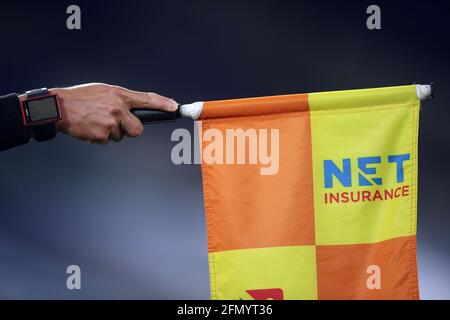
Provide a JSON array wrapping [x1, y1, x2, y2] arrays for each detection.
[[199, 85, 420, 300], [316, 236, 419, 299], [201, 110, 315, 252]]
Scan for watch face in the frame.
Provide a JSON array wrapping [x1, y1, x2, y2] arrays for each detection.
[[23, 95, 61, 125]]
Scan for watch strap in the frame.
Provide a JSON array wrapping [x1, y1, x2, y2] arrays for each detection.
[[26, 88, 50, 98], [31, 124, 57, 142]]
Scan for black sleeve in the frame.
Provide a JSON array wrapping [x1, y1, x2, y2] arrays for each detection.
[[0, 93, 31, 151]]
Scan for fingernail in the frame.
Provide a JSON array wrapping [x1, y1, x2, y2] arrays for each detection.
[[169, 99, 178, 111]]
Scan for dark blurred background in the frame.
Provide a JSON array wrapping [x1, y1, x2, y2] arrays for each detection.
[[0, 0, 448, 299]]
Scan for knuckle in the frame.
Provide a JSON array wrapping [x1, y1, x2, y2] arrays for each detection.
[[143, 92, 155, 104], [94, 131, 109, 143], [104, 118, 117, 130], [129, 126, 143, 137], [110, 107, 123, 117]]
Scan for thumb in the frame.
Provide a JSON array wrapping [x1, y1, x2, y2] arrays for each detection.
[[122, 89, 178, 112]]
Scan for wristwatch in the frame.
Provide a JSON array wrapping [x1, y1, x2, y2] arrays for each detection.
[[20, 88, 62, 142]]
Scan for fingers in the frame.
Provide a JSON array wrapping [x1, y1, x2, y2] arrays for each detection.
[[120, 111, 144, 137], [109, 122, 124, 142], [84, 110, 143, 145], [97, 112, 142, 144], [60, 83, 177, 145], [120, 89, 178, 112], [77, 113, 124, 145]]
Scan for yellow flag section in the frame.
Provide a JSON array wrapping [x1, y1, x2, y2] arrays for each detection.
[[199, 85, 420, 300]]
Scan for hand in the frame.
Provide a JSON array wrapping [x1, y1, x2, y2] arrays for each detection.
[[50, 83, 178, 144]]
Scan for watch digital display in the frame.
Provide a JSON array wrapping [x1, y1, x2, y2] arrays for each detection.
[[22, 95, 61, 125]]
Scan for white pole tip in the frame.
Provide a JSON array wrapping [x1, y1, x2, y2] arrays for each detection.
[[416, 84, 433, 100]]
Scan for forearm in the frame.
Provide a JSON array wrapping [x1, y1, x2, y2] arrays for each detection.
[[0, 93, 31, 151]]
